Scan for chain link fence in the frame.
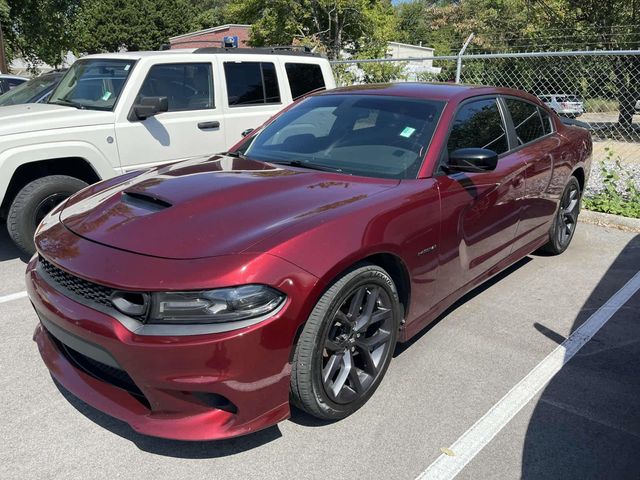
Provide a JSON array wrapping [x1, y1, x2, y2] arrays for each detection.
[[331, 50, 640, 195]]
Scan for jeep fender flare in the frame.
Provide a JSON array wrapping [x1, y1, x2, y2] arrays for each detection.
[[0, 141, 116, 203]]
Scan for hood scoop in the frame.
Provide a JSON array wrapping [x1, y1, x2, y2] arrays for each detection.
[[121, 191, 172, 212]]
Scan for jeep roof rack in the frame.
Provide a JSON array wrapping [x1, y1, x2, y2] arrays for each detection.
[[194, 46, 322, 57]]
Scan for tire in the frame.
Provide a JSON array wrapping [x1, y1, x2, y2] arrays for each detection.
[[291, 263, 401, 420], [539, 176, 581, 255], [7, 175, 88, 256]]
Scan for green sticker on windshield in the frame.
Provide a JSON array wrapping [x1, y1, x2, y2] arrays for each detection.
[[400, 126, 416, 138], [101, 91, 112, 101]]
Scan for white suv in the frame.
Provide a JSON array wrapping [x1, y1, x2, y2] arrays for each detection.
[[0, 47, 335, 255]]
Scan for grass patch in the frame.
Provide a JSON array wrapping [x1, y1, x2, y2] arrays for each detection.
[[583, 98, 619, 114]]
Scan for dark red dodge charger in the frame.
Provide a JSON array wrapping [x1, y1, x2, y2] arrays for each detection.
[[27, 83, 591, 440]]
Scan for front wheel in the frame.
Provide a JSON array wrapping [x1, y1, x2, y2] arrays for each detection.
[[7, 175, 88, 256], [539, 176, 581, 255], [291, 264, 401, 420]]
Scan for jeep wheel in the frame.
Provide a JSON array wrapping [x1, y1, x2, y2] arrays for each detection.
[[7, 175, 88, 256]]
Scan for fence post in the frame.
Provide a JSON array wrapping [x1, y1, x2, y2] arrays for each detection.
[[455, 33, 474, 83]]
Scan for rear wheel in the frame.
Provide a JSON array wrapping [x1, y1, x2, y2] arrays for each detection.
[[539, 176, 581, 255], [291, 264, 400, 420], [7, 175, 87, 256]]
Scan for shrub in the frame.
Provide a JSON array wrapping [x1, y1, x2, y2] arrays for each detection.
[[583, 149, 640, 218]]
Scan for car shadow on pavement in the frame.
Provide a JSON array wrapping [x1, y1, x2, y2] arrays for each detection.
[[394, 256, 533, 357], [0, 226, 30, 262], [53, 380, 283, 458], [522, 234, 640, 479]]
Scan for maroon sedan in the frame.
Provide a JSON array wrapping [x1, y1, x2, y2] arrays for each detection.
[[27, 83, 591, 440]]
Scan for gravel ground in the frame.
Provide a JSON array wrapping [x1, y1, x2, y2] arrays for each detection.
[[584, 160, 640, 198]]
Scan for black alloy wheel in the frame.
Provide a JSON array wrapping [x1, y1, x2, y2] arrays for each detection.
[[539, 176, 581, 255], [291, 264, 400, 420]]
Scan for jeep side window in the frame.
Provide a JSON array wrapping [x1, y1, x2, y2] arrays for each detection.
[[285, 63, 325, 100], [137, 63, 214, 112], [224, 62, 281, 106]]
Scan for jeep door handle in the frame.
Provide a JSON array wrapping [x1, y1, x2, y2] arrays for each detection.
[[198, 121, 220, 130]]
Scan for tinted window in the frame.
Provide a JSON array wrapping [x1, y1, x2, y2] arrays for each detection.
[[224, 62, 281, 106], [285, 63, 325, 99], [447, 99, 508, 155], [137, 63, 213, 112], [245, 94, 445, 179], [539, 107, 553, 135], [7, 78, 25, 89], [505, 99, 546, 145]]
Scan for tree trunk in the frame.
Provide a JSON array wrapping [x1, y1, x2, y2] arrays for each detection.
[[0, 20, 8, 74]]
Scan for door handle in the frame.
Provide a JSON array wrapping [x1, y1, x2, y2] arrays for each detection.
[[198, 121, 220, 130]]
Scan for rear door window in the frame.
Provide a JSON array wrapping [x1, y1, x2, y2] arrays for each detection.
[[285, 63, 325, 99], [224, 62, 281, 106], [505, 98, 546, 145], [539, 107, 553, 135], [447, 98, 509, 155], [137, 63, 214, 112]]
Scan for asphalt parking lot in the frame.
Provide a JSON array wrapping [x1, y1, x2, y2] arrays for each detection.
[[1, 222, 638, 480]]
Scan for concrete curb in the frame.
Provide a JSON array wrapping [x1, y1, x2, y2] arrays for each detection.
[[580, 209, 640, 233]]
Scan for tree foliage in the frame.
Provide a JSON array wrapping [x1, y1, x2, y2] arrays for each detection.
[[72, 0, 197, 53], [227, 0, 398, 60], [1, 0, 80, 66]]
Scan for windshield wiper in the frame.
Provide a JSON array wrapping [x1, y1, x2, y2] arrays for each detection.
[[271, 159, 344, 173], [49, 99, 86, 110]]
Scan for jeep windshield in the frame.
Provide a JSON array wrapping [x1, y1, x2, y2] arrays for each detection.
[[244, 94, 445, 179], [48, 59, 135, 111]]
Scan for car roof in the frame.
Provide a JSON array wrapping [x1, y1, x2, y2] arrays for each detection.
[[316, 82, 540, 104], [0, 74, 28, 80], [81, 48, 324, 61]]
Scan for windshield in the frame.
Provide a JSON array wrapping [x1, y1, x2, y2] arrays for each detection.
[[48, 59, 135, 111], [0, 74, 61, 106], [244, 94, 445, 179]]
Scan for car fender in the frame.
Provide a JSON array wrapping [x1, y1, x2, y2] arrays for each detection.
[[0, 141, 116, 203]]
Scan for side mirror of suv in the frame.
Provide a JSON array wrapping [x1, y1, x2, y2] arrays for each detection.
[[445, 148, 498, 173], [132, 96, 169, 121]]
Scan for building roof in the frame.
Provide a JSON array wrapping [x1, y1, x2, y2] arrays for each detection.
[[387, 41, 435, 52], [169, 24, 251, 41]]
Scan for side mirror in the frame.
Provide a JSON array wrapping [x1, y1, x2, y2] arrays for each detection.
[[132, 96, 168, 121], [241, 128, 254, 137], [446, 148, 498, 173]]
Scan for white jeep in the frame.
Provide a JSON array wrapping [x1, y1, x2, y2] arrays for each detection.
[[0, 47, 335, 255]]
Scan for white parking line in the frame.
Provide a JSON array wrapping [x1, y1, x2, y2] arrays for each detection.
[[417, 270, 640, 480], [0, 291, 28, 304]]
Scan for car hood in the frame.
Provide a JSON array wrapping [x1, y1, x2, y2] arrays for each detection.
[[0, 103, 113, 136], [60, 155, 399, 259]]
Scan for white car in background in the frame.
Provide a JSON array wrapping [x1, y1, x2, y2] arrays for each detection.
[[0, 47, 336, 255], [538, 94, 584, 118], [0, 74, 28, 95]]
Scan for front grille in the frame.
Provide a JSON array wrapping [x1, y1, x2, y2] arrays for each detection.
[[39, 257, 115, 308], [47, 329, 150, 409]]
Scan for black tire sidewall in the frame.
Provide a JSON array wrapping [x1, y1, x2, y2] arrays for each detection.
[[7, 175, 87, 255], [548, 176, 581, 254], [302, 266, 401, 418]]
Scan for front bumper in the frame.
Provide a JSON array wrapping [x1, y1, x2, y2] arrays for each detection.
[[27, 232, 319, 440]]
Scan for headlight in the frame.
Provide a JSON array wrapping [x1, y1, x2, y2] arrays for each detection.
[[147, 285, 285, 324]]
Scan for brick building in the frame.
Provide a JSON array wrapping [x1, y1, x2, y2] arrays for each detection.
[[169, 24, 251, 50]]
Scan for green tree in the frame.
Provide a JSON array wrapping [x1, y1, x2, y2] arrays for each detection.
[[226, 0, 398, 60], [1, 0, 81, 68], [73, 0, 197, 53]]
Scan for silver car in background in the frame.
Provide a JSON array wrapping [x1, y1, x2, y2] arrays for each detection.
[[538, 94, 584, 118]]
